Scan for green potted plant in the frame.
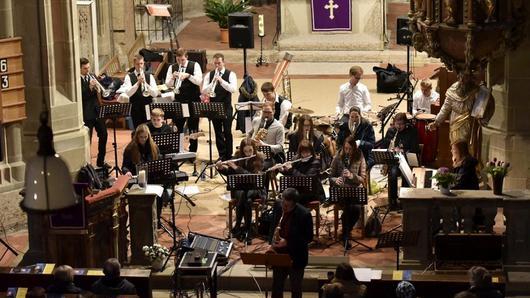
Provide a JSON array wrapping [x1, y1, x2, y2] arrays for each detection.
[[204, 0, 252, 43], [484, 157, 510, 195], [432, 167, 457, 195]]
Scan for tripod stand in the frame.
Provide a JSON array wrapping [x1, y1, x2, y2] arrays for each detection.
[[98, 103, 131, 177], [329, 186, 372, 255], [256, 35, 268, 67], [0, 238, 18, 261], [192, 102, 227, 183]]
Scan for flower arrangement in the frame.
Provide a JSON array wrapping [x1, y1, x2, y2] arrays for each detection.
[[484, 157, 510, 178], [432, 167, 457, 188], [142, 244, 169, 262]]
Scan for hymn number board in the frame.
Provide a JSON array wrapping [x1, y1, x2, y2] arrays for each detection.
[[0, 37, 26, 124]]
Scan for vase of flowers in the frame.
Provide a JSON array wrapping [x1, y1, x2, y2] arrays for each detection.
[[143, 244, 169, 272], [432, 167, 457, 195], [485, 158, 510, 195]]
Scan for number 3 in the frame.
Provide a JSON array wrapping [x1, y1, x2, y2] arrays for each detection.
[[0, 59, 7, 73], [1, 75, 8, 89]]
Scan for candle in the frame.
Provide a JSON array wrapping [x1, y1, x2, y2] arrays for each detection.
[[138, 170, 146, 188], [258, 14, 265, 37]]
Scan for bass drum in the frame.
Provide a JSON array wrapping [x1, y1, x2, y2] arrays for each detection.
[[415, 113, 438, 164]]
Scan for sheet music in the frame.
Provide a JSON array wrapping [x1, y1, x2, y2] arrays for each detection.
[[353, 268, 372, 282], [371, 269, 382, 280], [145, 104, 151, 121], [179, 133, 185, 152], [397, 152, 415, 186], [182, 103, 190, 118], [176, 185, 200, 196], [406, 152, 419, 167]]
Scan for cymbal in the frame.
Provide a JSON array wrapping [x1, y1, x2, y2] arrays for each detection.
[[290, 107, 314, 114], [313, 119, 331, 128]]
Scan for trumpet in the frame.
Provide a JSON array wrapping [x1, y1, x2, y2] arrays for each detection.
[[208, 70, 219, 98], [137, 72, 150, 97], [88, 74, 111, 98], [174, 66, 186, 95]]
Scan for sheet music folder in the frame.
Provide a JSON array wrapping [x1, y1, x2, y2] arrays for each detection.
[[240, 252, 292, 268]]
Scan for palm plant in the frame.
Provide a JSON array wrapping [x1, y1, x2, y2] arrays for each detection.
[[204, 0, 252, 29]]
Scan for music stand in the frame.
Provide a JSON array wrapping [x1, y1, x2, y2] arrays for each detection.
[[329, 186, 372, 254], [286, 151, 296, 162], [279, 176, 313, 193], [152, 132, 180, 155], [191, 102, 227, 182], [376, 230, 420, 270], [227, 174, 265, 239], [98, 103, 132, 177], [149, 102, 184, 129], [240, 252, 292, 298], [257, 145, 272, 160]]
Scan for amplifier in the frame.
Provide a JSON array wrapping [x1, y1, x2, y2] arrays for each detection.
[[188, 232, 233, 265]]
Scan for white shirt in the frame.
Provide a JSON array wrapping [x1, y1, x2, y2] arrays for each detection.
[[164, 61, 203, 89], [201, 67, 238, 95], [336, 82, 372, 114], [120, 69, 159, 98], [254, 93, 292, 127], [413, 90, 440, 115]]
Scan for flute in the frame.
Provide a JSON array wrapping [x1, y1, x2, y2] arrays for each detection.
[[208, 155, 256, 168], [266, 156, 312, 172]]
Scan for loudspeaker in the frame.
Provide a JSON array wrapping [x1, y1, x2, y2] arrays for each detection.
[[228, 12, 254, 49], [396, 16, 412, 46], [187, 49, 208, 73]]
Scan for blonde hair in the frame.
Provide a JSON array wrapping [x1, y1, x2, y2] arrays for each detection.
[[151, 108, 165, 118], [349, 65, 363, 77], [420, 79, 433, 89], [127, 124, 159, 164]]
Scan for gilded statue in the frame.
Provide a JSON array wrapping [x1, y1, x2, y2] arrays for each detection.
[[414, 0, 425, 18], [428, 74, 495, 160], [482, 0, 496, 23], [443, 0, 457, 26]]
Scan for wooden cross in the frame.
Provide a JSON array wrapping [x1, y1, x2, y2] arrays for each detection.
[[324, 0, 339, 20]]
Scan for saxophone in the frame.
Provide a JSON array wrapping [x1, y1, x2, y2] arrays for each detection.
[[273, 212, 284, 244], [253, 118, 269, 143]]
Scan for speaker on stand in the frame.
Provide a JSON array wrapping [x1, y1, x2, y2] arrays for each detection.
[[396, 16, 414, 113], [228, 12, 254, 76]]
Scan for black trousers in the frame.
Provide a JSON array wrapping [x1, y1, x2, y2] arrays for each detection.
[[341, 203, 361, 239], [272, 266, 305, 298], [233, 189, 262, 234], [211, 107, 233, 160], [388, 165, 410, 209], [173, 117, 199, 152], [84, 118, 108, 166]]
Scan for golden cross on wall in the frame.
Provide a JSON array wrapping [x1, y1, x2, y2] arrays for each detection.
[[324, 0, 339, 20]]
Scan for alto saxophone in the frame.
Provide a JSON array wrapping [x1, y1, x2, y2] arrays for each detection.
[[273, 212, 284, 244], [254, 128, 268, 142]]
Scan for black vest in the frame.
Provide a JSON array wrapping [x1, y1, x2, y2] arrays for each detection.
[[81, 75, 98, 121], [172, 61, 200, 103], [274, 95, 293, 129], [128, 72, 153, 108], [208, 69, 232, 108]]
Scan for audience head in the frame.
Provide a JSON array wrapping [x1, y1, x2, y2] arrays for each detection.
[[102, 258, 122, 280], [260, 82, 276, 102], [420, 79, 433, 96], [281, 188, 299, 212], [323, 282, 344, 298], [53, 265, 75, 284], [396, 281, 416, 298], [297, 139, 315, 158], [175, 48, 188, 65], [394, 112, 409, 132], [451, 140, 471, 162], [261, 102, 275, 121], [468, 266, 492, 288], [26, 286, 46, 298], [150, 108, 165, 128], [349, 106, 362, 125], [133, 54, 145, 72], [348, 65, 364, 86], [334, 262, 359, 282], [454, 291, 478, 298]]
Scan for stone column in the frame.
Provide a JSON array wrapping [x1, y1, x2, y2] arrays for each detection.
[[482, 20, 530, 189], [0, 0, 14, 37], [5, 123, 25, 181]]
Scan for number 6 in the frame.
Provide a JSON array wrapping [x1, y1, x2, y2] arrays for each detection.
[[0, 59, 7, 73]]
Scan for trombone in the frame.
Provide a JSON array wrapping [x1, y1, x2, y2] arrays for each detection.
[[88, 74, 111, 98]]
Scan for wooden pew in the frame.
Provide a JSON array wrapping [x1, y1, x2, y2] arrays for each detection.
[[0, 267, 152, 298]]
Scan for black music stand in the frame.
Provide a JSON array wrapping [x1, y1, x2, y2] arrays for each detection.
[[191, 102, 227, 182], [372, 149, 401, 213], [149, 102, 184, 130], [279, 176, 313, 193], [257, 145, 272, 160], [240, 252, 292, 298], [376, 230, 420, 270], [285, 151, 296, 162], [98, 103, 131, 177], [152, 131, 180, 155], [227, 174, 265, 240], [329, 186, 372, 254]]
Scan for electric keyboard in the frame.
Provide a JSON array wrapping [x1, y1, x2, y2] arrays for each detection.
[[188, 232, 233, 265], [165, 152, 197, 161]]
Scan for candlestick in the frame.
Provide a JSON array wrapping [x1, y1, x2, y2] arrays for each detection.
[[258, 14, 265, 37]]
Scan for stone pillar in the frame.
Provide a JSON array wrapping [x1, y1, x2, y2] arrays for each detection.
[[483, 20, 530, 189], [0, 0, 14, 37], [5, 123, 25, 181]]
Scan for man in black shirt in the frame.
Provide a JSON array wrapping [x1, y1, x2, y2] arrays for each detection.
[[92, 258, 137, 296], [202, 53, 237, 161], [387, 112, 419, 209], [80, 58, 108, 168], [146, 108, 173, 135]]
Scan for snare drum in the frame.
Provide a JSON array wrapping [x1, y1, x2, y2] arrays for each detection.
[[415, 113, 438, 163]]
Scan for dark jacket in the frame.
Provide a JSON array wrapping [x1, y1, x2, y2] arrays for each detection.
[[46, 282, 82, 295], [392, 125, 420, 154], [122, 142, 159, 175], [282, 156, 326, 202], [469, 286, 504, 298], [452, 156, 479, 190], [147, 122, 173, 135], [337, 119, 375, 166], [287, 131, 325, 154], [286, 204, 313, 268], [91, 277, 137, 296], [81, 75, 99, 122]]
